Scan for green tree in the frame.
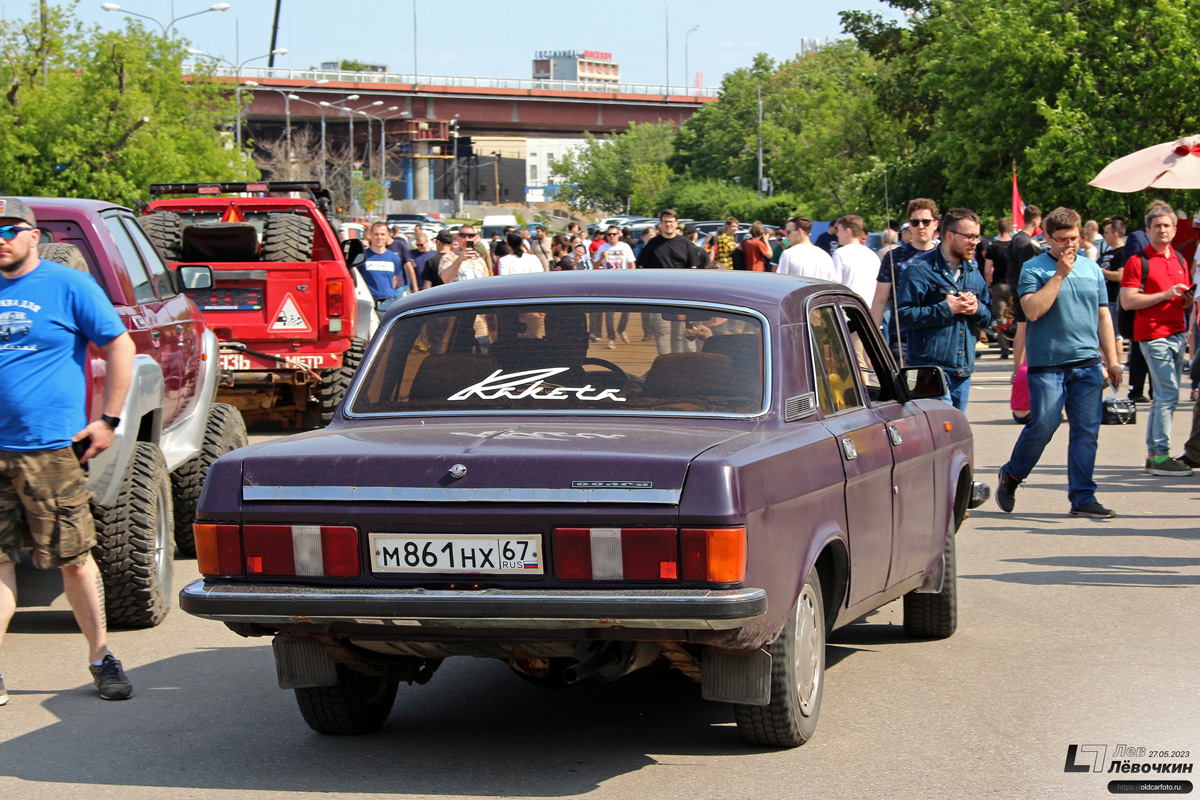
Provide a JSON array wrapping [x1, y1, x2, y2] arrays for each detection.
[[0, 2, 255, 206], [549, 121, 676, 213]]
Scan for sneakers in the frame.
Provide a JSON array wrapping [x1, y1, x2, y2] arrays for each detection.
[[1070, 502, 1116, 519], [618, 331, 630, 344], [0, 675, 7, 706], [89, 654, 132, 701], [996, 467, 1020, 513], [1146, 455, 1194, 476], [1128, 392, 1149, 403]]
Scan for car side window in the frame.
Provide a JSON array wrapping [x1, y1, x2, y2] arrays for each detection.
[[809, 304, 863, 415], [103, 215, 158, 304], [841, 304, 897, 405], [122, 216, 177, 298]]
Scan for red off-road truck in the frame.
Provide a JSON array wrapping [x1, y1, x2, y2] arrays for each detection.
[[140, 182, 365, 427]]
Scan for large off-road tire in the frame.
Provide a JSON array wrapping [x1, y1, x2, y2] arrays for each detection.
[[734, 568, 825, 748], [903, 524, 958, 639], [317, 338, 366, 423], [137, 212, 184, 262], [170, 403, 248, 557], [262, 213, 314, 262], [37, 242, 89, 272], [294, 664, 399, 735], [91, 441, 174, 629]]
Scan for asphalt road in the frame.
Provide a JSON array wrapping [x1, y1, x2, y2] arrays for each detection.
[[2, 354, 1197, 800]]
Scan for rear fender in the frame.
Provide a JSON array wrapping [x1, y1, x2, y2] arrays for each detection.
[[87, 354, 164, 507], [160, 328, 220, 472]]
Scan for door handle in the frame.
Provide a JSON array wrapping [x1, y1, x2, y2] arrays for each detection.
[[887, 425, 903, 447], [841, 438, 858, 461]]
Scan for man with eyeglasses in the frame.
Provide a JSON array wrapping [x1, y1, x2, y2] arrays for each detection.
[[996, 206, 1122, 520], [872, 198, 941, 362], [895, 207, 992, 411], [0, 197, 138, 704]]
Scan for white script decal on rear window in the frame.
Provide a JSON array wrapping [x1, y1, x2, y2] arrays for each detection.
[[447, 367, 627, 403]]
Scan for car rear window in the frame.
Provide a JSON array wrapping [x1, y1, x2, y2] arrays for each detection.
[[349, 302, 766, 417]]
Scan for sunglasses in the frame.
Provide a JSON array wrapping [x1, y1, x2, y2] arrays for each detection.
[[460, 232, 477, 238], [908, 218, 936, 227], [0, 225, 33, 239]]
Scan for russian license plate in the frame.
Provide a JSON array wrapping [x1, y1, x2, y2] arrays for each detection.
[[369, 534, 543, 575]]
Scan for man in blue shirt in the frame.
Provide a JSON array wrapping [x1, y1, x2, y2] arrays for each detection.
[[0, 197, 137, 703], [358, 222, 405, 330], [996, 207, 1123, 519], [872, 198, 941, 363], [895, 207, 991, 411]]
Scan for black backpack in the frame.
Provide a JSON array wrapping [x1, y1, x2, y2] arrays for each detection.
[[732, 244, 746, 270]]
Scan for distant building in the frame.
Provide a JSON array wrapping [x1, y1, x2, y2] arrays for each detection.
[[525, 138, 587, 202], [532, 50, 619, 87]]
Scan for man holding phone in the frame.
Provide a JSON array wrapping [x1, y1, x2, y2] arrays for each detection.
[[1119, 204, 1195, 476], [996, 207, 1122, 519], [0, 197, 137, 704]]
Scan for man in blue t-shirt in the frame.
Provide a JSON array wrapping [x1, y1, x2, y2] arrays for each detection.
[[0, 197, 137, 703], [995, 206, 1123, 520], [358, 222, 405, 328]]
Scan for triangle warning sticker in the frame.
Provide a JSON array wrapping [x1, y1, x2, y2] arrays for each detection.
[[269, 293, 312, 332]]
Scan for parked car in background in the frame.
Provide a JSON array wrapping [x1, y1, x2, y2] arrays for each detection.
[[181, 270, 987, 747]]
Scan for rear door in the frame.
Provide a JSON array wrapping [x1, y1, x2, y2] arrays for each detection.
[[809, 301, 894, 606]]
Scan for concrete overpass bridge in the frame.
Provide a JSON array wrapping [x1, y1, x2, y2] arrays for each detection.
[[190, 65, 717, 203]]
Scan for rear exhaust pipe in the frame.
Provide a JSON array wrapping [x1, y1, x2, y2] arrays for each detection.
[[563, 642, 662, 684], [562, 644, 624, 684]]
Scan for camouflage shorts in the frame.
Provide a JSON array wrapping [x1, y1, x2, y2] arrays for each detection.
[[0, 448, 95, 569]]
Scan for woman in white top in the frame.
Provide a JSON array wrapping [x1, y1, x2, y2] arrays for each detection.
[[496, 231, 546, 275]]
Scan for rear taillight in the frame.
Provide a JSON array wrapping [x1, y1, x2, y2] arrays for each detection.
[[681, 527, 747, 583], [195, 523, 360, 578], [194, 523, 243, 577], [553, 528, 679, 581], [327, 280, 345, 317]]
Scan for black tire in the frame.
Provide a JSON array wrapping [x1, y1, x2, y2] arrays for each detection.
[[262, 213, 315, 262], [294, 664, 399, 734], [37, 242, 89, 272], [91, 441, 174, 629], [734, 568, 825, 748], [317, 337, 366, 423], [903, 526, 958, 639], [138, 212, 184, 262], [170, 403, 248, 557]]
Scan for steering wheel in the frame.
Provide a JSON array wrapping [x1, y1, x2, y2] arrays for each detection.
[[579, 357, 633, 384]]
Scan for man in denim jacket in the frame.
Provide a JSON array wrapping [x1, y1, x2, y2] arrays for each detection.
[[895, 208, 992, 411]]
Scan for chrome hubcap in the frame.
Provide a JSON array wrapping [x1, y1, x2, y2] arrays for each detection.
[[794, 584, 822, 716]]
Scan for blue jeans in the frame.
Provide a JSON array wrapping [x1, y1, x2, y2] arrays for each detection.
[[938, 373, 971, 412], [1002, 362, 1104, 508], [1140, 333, 1186, 456]]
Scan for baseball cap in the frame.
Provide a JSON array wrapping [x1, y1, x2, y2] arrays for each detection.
[[0, 197, 36, 227], [682, 224, 699, 235], [436, 228, 455, 245]]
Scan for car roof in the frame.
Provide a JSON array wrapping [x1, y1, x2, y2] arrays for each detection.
[[390, 269, 842, 326], [20, 196, 129, 217]]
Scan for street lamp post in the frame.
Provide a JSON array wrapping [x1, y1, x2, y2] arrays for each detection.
[[100, 1, 230, 39], [357, 107, 403, 183], [258, 80, 328, 163], [451, 114, 461, 216], [685, 25, 700, 92], [190, 47, 288, 151], [319, 96, 361, 216], [352, 101, 384, 176]]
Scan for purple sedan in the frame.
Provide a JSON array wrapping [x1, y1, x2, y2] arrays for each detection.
[[181, 270, 987, 747]]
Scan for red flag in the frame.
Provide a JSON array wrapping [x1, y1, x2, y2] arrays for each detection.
[[1011, 171, 1025, 230]]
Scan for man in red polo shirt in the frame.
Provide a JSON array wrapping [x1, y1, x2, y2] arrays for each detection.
[[1119, 205, 1196, 476]]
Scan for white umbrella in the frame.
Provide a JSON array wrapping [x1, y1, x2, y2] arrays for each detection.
[[1089, 135, 1200, 192]]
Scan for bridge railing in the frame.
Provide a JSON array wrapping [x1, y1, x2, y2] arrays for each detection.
[[183, 63, 720, 99]]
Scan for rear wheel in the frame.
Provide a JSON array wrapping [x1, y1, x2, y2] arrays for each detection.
[[903, 522, 958, 639], [262, 213, 314, 262], [137, 213, 184, 262], [91, 442, 174, 629], [294, 664, 398, 734], [317, 338, 366, 423], [734, 568, 825, 747], [170, 403, 248, 556]]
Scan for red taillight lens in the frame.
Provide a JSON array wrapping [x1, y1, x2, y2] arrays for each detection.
[[239, 524, 360, 578], [553, 528, 678, 581], [327, 280, 345, 317], [681, 527, 747, 583], [194, 523, 243, 577]]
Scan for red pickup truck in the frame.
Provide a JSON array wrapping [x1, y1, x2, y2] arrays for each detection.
[[140, 182, 364, 428], [22, 197, 247, 628]]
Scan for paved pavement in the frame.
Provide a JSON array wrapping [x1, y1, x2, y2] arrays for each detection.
[[1, 353, 1196, 800]]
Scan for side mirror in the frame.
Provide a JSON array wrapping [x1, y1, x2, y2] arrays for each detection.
[[177, 264, 214, 290], [898, 365, 947, 400], [342, 238, 366, 267]]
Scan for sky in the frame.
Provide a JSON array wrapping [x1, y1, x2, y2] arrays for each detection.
[[60, 0, 905, 88]]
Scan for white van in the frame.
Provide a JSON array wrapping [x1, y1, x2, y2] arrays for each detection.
[[480, 214, 519, 242]]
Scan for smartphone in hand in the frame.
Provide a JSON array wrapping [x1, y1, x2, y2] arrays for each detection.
[[71, 436, 92, 463]]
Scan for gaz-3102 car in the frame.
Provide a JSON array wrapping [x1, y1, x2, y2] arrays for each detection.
[[181, 270, 987, 747]]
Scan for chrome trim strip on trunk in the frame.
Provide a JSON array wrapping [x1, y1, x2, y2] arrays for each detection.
[[242, 485, 682, 503]]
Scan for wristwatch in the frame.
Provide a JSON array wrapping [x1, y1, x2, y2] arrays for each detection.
[[100, 414, 121, 430]]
